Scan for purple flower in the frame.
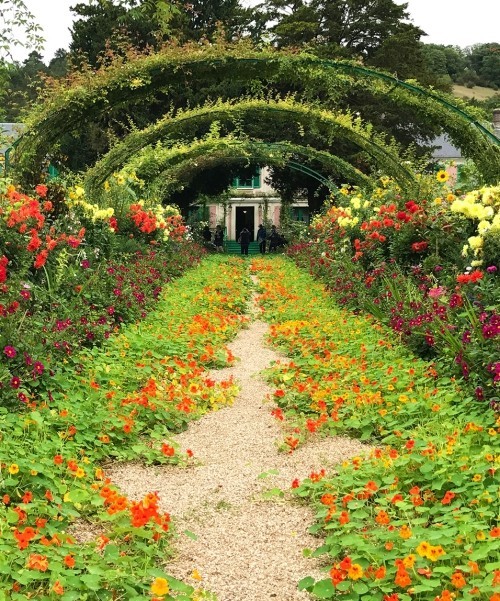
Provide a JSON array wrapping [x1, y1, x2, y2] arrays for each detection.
[[475, 387, 484, 401], [486, 265, 497, 274], [18, 392, 28, 403], [81, 259, 90, 269], [3, 346, 16, 358], [10, 376, 21, 389]]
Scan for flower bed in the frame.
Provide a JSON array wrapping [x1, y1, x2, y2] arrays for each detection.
[[286, 177, 499, 405], [0, 256, 250, 599], [1, 178, 200, 408], [253, 257, 499, 601]]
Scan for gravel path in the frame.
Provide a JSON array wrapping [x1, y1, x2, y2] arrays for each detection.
[[109, 278, 368, 601]]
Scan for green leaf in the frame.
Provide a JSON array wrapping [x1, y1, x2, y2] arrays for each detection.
[[184, 530, 198, 541], [312, 578, 336, 598], [80, 574, 101, 590], [353, 582, 369, 594], [298, 576, 315, 591]]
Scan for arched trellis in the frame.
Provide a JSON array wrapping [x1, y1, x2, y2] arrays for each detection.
[[120, 138, 372, 197], [13, 48, 500, 184], [84, 98, 414, 195]]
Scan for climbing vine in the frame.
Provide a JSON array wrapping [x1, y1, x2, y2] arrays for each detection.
[[84, 97, 413, 196], [13, 43, 500, 185], [119, 137, 372, 198]]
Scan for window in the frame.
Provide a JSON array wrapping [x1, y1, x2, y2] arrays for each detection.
[[232, 167, 261, 189], [292, 207, 309, 222]]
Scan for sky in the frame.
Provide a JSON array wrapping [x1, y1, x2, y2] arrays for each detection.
[[9, 0, 499, 64]]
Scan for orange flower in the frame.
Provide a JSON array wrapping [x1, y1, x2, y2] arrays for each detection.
[[348, 564, 364, 580], [394, 568, 411, 587], [399, 525, 412, 539], [52, 581, 64, 595], [151, 577, 169, 596], [26, 554, 49, 571], [374, 566, 386, 579], [451, 571, 466, 589], [490, 527, 500, 538], [375, 510, 390, 525], [64, 555, 75, 568], [339, 511, 349, 524]]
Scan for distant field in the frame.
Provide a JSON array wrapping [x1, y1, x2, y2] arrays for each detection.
[[453, 84, 499, 101]]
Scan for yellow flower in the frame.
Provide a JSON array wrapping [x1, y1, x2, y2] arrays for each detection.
[[30, 470, 38, 476], [347, 564, 364, 580], [476, 531, 486, 540], [75, 468, 86, 478], [436, 170, 449, 182], [403, 554, 416, 568], [416, 541, 431, 558], [434, 197, 443, 205], [191, 569, 202, 581], [103, 181, 110, 192], [8, 464, 19, 474], [151, 577, 169, 596]]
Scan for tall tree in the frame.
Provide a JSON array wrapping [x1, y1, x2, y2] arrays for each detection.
[[0, 0, 43, 62], [253, 0, 424, 60]]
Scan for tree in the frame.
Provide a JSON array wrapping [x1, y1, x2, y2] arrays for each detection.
[[2, 51, 47, 121], [253, 0, 424, 60], [0, 0, 43, 62], [466, 43, 500, 89]]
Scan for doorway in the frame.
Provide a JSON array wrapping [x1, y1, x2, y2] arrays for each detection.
[[235, 207, 255, 241]]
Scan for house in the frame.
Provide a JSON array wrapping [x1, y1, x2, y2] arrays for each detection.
[[432, 108, 500, 184], [206, 166, 309, 241]]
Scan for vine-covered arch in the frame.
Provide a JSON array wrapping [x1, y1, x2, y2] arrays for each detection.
[[119, 138, 372, 197], [14, 47, 500, 184], [84, 98, 414, 195]]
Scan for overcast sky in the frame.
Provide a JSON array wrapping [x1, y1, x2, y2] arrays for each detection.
[[10, 0, 499, 64]]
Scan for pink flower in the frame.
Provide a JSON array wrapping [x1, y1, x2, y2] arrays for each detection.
[[428, 286, 445, 299], [4, 346, 17, 358]]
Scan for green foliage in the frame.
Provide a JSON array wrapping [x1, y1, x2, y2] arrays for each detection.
[[254, 256, 500, 601], [13, 45, 500, 189]]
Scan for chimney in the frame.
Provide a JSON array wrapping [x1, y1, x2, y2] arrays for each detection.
[[493, 109, 500, 134]]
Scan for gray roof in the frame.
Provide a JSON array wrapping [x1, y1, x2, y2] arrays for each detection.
[[431, 134, 462, 159], [1, 123, 25, 153]]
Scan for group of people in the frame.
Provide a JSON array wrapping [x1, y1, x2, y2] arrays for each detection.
[[202, 224, 225, 252], [202, 224, 285, 255], [237, 224, 286, 255]]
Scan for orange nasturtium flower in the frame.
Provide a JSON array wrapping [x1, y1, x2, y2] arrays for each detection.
[[450, 571, 466, 589], [26, 554, 49, 571], [348, 564, 364, 580], [151, 577, 169, 596]]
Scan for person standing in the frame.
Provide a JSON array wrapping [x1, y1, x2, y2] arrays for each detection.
[[256, 224, 267, 254], [214, 225, 224, 252], [202, 225, 212, 246], [268, 225, 280, 252], [238, 227, 251, 256]]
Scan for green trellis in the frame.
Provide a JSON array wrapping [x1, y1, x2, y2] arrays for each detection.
[[84, 98, 414, 196], [120, 138, 372, 197], [13, 47, 500, 185]]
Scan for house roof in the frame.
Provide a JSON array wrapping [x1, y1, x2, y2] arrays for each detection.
[[1, 123, 25, 153], [431, 134, 462, 159]]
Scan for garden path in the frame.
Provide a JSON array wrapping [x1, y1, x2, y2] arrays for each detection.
[[109, 277, 367, 601]]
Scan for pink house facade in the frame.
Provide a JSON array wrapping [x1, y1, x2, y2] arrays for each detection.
[[206, 167, 309, 241]]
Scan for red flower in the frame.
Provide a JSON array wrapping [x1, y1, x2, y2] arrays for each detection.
[[411, 241, 429, 252], [35, 184, 48, 198], [456, 271, 484, 284], [34, 250, 49, 269]]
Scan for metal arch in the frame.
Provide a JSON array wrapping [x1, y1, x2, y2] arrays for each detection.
[[136, 139, 370, 196], [217, 57, 500, 146]]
